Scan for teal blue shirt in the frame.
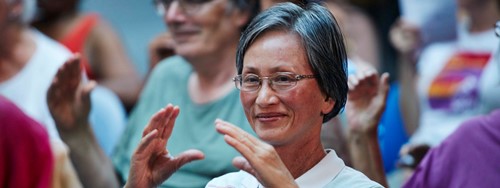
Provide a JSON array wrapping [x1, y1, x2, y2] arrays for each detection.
[[113, 56, 254, 187]]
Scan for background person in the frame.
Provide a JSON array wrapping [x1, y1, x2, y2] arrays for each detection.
[[125, 3, 384, 187], [46, 0, 260, 186]]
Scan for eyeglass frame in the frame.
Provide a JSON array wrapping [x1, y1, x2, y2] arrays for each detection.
[[154, 0, 213, 16], [233, 72, 317, 92]]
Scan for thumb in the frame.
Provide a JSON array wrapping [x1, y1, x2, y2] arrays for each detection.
[[232, 156, 256, 176], [81, 81, 97, 105], [378, 73, 390, 99], [169, 149, 205, 169]]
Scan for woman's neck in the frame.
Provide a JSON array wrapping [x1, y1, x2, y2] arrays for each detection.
[[274, 134, 326, 179]]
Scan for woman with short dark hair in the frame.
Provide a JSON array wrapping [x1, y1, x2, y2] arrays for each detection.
[[125, 3, 383, 187]]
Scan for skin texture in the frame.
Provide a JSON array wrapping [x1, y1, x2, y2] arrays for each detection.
[[47, 55, 96, 134], [214, 119, 298, 187], [389, 19, 421, 136], [238, 30, 335, 180], [346, 69, 390, 187], [129, 30, 334, 187], [164, 0, 249, 60], [47, 56, 119, 188], [164, 0, 251, 104], [125, 105, 205, 188], [50, 139, 83, 188], [126, 110, 298, 187], [240, 30, 334, 147]]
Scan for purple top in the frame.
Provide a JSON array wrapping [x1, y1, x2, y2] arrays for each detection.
[[404, 109, 500, 188]]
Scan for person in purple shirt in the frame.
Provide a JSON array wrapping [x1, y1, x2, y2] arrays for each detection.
[[403, 109, 500, 187], [348, 20, 500, 187]]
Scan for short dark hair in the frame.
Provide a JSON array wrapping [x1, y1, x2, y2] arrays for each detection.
[[236, 2, 348, 123]]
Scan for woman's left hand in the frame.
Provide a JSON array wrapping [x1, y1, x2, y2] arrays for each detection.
[[346, 70, 390, 134], [125, 105, 205, 188], [214, 119, 298, 188]]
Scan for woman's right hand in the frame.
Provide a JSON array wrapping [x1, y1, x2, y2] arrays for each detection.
[[214, 119, 298, 188], [47, 55, 96, 135], [389, 18, 421, 59], [148, 32, 175, 70], [125, 105, 205, 188]]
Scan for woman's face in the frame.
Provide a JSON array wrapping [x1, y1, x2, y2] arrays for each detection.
[[163, 0, 249, 59], [240, 30, 334, 146]]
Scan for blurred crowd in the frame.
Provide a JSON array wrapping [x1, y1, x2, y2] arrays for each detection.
[[1, 0, 499, 187]]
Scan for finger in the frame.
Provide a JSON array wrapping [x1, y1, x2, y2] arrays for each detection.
[[378, 73, 390, 99], [136, 129, 159, 153], [66, 55, 83, 87], [215, 119, 259, 146], [349, 74, 359, 87], [68, 55, 82, 76], [81, 81, 97, 106], [232, 156, 256, 176], [60, 56, 82, 98], [165, 149, 205, 170], [216, 119, 267, 162], [223, 134, 255, 162], [360, 70, 377, 86], [158, 105, 174, 138], [172, 149, 205, 164], [47, 77, 61, 102], [347, 76, 359, 90], [161, 105, 179, 140], [143, 108, 167, 137]]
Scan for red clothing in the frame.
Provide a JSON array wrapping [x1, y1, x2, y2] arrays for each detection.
[[59, 13, 100, 79], [0, 96, 54, 188]]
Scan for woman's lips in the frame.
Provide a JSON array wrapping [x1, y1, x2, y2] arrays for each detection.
[[255, 113, 287, 122], [172, 30, 198, 42]]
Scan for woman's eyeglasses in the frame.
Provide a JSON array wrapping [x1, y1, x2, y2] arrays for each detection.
[[233, 72, 316, 92], [154, 0, 213, 16]]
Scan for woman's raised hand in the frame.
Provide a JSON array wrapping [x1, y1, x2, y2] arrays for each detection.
[[126, 105, 205, 188], [47, 54, 96, 135], [214, 119, 298, 188]]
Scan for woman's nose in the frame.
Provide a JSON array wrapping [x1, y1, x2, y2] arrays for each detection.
[[255, 80, 279, 107]]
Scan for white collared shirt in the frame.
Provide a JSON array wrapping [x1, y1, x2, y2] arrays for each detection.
[[206, 149, 383, 188]]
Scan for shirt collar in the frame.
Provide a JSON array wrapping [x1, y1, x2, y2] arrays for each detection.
[[294, 149, 345, 188], [246, 149, 345, 188]]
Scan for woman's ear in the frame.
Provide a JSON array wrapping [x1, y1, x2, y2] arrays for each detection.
[[321, 97, 335, 115]]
